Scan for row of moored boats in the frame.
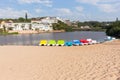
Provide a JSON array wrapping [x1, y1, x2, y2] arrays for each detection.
[[39, 39, 100, 46], [39, 36, 116, 46]]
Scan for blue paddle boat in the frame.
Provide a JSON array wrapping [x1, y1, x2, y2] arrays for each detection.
[[65, 41, 73, 46], [72, 40, 83, 46]]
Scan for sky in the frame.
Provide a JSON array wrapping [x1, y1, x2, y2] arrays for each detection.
[[0, 0, 120, 21]]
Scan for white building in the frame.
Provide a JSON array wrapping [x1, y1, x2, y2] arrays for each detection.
[[0, 16, 64, 31], [31, 23, 53, 31], [12, 23, 31, 31], [0, 21, 31, 31], [80, 26, 91, 29], [31, 16, 65, 31]]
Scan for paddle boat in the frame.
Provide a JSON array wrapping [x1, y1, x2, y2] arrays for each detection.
[[80, 39, 89, 45], [56, 40, 65, 46], [47, 40, 56, 46], [91, 40, 97, 44], [104, 36, 116, 41], [87, 38, 93, 45], [65, 41, 73, 46], [39, 40, 47, 46], [72, 40, 83, 46]]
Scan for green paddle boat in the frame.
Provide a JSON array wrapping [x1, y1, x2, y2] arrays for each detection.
[[48, 40, 56, 46], [56, 40, 65, 46]]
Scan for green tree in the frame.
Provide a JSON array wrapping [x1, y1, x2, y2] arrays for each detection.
[[52, 20, 72, 32], [25, 13, 28, 21], [18, 17, 25, 22], [29, 24, 32, 30], [26, 19, 31, 22], [106, 21, 120, 37], [77, 22, 85, 27], [3, 25, 6, 32], [0, 29, 3, 33]]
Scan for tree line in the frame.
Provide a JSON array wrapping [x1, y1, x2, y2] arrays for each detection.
[[0, 17, 31, 23]]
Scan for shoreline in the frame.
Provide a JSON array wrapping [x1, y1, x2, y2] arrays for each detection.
[[8, 30, 65, 34], [8, 30, 106, 34]]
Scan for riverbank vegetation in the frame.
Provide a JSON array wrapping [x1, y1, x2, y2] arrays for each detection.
[[74, 21, 112, 31], [52, 20, 111, 32], [0, 29, 18, 35], [106, 21, 120, 38]]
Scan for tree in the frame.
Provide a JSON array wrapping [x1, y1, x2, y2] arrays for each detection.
[[0, 29, 3, 33], [77, 22, 85, 27], [3, 25, 6, 32], [106, 21, 120, 37], [25, 13, 28, 21], [52, 20, 72, 31], [29, 24, 32, 30], [18, 17, 25, 22]]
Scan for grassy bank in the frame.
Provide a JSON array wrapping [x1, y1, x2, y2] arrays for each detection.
[[0, 32, 18, 35]]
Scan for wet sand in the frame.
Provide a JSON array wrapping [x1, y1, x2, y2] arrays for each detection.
[[0, 40, 120, 80]]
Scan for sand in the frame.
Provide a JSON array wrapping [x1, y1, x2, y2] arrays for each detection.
[[0, 40, 120, 80]]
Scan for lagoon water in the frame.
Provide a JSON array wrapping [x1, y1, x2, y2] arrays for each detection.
[[0, 31, 107, 46]]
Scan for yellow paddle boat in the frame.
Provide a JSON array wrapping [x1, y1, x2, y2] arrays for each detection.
[[39, 40, 47, 46]]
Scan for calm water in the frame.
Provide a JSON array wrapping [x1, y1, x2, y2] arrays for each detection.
[[0, 31, 107, 46]]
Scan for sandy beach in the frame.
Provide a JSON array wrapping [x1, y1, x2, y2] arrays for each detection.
[[0, 40, 120, 80]]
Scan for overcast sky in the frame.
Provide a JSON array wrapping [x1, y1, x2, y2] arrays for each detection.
[[0, 0, 120, 21]]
